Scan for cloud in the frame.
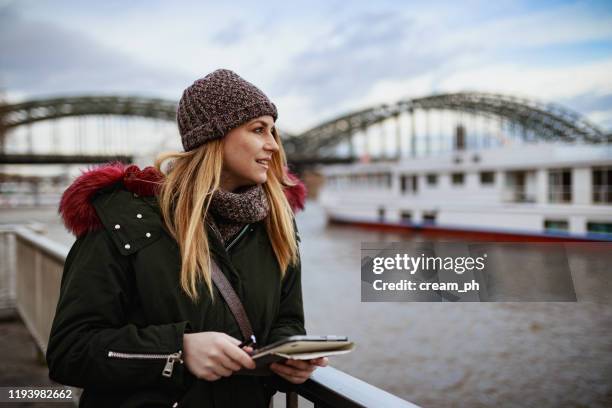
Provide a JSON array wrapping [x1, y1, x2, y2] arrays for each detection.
[[270, 3, 612, 131], [341, 58, 612, 131], [586, 110, 612, 130], [0, 6, 191, 98], [444, 2, 612, 51], [563, 92, 612, 130], [271, 9, 467, 128], [210, 21, 248, 46]]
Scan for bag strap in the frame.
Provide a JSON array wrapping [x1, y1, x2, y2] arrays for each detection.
[[210, 260, 255, 343]]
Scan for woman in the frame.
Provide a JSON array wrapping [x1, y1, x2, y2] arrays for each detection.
[[46, 69, 327, 407]]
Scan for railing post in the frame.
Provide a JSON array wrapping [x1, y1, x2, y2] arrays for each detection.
[[0, 229, 17, 314], [286, 391, 298, 408]]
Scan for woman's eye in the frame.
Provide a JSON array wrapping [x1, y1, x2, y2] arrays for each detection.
[[254, 127, 264, 134]]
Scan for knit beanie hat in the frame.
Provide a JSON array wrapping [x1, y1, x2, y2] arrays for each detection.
[[177, 69, 278, 151]]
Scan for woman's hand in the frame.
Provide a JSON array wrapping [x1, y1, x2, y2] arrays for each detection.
[[269, 357, 328, 384], [183, 332, 256, 381]]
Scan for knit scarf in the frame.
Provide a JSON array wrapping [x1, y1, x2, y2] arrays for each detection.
[[208, 184, 269, 244]]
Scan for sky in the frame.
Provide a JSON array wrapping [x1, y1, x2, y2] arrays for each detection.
[[1, 0, 612, 133]]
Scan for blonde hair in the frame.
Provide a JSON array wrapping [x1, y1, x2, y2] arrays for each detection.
[[154, 128, 299, 302]]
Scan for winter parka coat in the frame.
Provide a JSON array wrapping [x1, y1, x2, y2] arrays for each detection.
[[46, 163, 308, 407]]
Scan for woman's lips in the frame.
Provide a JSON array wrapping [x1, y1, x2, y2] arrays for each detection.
[[255, 159, 269, 169]]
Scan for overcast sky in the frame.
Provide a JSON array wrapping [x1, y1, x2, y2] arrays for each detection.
[[1, 0, 611, 132]]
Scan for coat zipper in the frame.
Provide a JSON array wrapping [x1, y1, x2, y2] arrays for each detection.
[[107, 350, 183, 378], [225, 224, 251, 252]]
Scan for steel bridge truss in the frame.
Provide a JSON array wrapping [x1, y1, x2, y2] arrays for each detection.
[[1, 93, 608, 157], [283, 92, 609, 155]]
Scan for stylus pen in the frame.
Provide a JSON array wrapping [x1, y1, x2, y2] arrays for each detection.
[[239, 334, 257, 349]]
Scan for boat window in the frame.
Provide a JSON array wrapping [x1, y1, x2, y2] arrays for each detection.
[[455, 125, 465, 151], [548, 169, 572, 203], [480, 171, 495, 185], [400, 211, 412, 223], [423, 212, 437, 224], [587, 222, 612, 236], [592, 167, 612, 204], [400, 175, 417, 194], [505, 170, 536, 203], [426, 174, 438, 186], [400, 175, 408, 193], [451, 173, 464, 185], [378, 207, 386, 222], [544, 219, 569, 233]]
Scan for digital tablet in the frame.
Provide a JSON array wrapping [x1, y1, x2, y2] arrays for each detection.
[[236, 335, 354, 376], [251, 335, 351, 357]]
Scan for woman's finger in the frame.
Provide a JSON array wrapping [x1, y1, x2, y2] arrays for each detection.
[[270, 362, 304, 377], [270, 362, 297, 376], [284, 359, 314, 370], [201, 368, 222, 381], [310, 357, 328, 367], [217, 358, 241, 372], [282, 360, 316, 374], [270, 365, 309, 384], [221, 341, 256, 369], [271, 362, 314, 378], [211, 364, 233, 377], [286, 374, 309, 384]]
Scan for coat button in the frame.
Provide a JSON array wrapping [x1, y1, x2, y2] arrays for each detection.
[[136, 213, 142, 219], [124, 244, 131, 250], [145, 232, 151, 238]]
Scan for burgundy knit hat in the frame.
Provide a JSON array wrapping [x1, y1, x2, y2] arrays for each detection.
[[177, 69, 278, 151]]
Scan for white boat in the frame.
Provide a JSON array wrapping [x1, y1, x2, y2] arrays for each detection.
[[319, 142, 612, 241]]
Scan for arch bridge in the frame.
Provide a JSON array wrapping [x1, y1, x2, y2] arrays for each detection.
[[0, 92, 608, 166]]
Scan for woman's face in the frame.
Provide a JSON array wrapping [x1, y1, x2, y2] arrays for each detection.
[[221, 115, 279, 192]]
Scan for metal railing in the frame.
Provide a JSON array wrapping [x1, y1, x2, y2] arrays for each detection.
[[0, 226, 419, 408], [502, 188, 536, 203], [0, 226, 68, 349], [548, 186, 572, 203], [288, 366, 420, 407], [593, 185, 612, 204], [0, 228, 16, 313]]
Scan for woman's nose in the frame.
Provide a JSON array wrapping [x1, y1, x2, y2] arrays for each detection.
[[264, 133, 280, 152]]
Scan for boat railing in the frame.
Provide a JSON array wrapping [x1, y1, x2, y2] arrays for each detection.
[[502, 188, 536, 203], [548, 186, 572, 203], [0, 226, 420, 408], [0, 193, 63, 207], [592, 185, 611, 204]]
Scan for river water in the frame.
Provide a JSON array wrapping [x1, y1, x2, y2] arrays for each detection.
[[1, 201, 611, 407]]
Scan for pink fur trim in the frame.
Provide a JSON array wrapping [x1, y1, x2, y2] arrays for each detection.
[[284, 169, 307, 213]]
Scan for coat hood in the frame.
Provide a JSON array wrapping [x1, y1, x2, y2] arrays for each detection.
[[59, 162, 307, 237]]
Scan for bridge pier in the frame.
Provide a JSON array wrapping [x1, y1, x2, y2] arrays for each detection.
[[347, 132, 355, 158], [409, 108, 416, 157], [395, 113, 402, 160], [0, 121, 5, 156], [380, 121, 387, 160], [425, 109, 431, 155]]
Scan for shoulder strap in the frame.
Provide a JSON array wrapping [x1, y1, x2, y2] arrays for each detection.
[[210, 260, 255, 343]]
